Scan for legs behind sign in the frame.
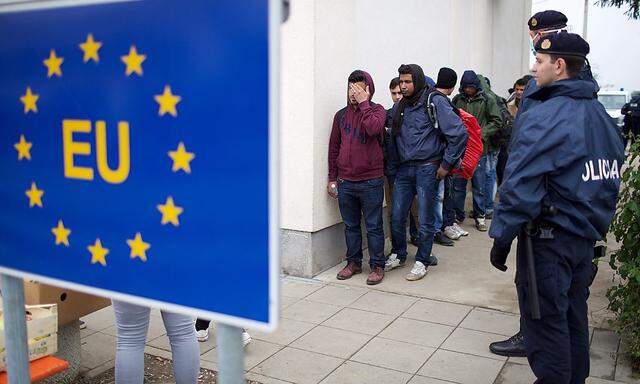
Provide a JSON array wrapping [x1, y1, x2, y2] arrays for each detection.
[[112, 300, 200, 384], [195, 318, 252, 347]]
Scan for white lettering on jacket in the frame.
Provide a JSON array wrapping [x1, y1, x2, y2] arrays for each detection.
[[582, 159, 619, 181]]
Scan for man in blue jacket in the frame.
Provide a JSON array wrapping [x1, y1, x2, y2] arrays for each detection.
[[489, 32, 624, 383], [386, 64, 467, 281]]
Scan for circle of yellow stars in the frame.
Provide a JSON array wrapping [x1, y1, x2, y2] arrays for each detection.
[[16, 33, 196, 267]]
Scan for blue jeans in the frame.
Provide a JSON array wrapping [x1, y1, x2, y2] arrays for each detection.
[[337, 177, 385, 268], [441, 176, 455, 229], [387, 175, 419, 240], [391, 163, 439, 264], [434, 180, 444, 232], [452, 174, 468, 222], [484, 151, 499, 215], [471, 151, 499, 217], [112, 300, 199, 384]]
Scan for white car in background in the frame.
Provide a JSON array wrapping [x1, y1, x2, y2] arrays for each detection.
[[598, 90, 630, 128]]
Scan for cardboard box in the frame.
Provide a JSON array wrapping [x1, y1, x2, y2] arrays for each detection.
[[23, 281, 110, 326], [0, 333, 58, 371], [0, 304, 58, 347], [0, 303, 59, 372]]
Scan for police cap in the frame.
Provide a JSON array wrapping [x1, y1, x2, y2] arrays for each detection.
[[528, 10, 568, 31], [534, 31, 590, 58]]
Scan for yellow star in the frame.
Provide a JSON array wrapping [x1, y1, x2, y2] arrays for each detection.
[[43, 50, 63, 78], [20, 87, 39, 114], [51, 220, 71, 247], [154, 85, 181, 117], [157, 196, 183, 226], [14, 134, 32, 161], [168, 142, 195, 174], [87, 239, 109, 266], [121, 45, 146, 76], [25, 182, 44, 208], [126, 232, 150, 262], [79, 34, 102, 63]]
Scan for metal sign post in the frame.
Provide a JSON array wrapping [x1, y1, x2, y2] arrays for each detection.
[[1, 274, 30, 384], [216, 324, 244, 384]]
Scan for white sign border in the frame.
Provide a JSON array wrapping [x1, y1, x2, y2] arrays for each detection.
[[0, 0, 281, 334]]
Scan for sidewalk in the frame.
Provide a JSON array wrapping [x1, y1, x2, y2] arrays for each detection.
[[77, 223, 639, 384]]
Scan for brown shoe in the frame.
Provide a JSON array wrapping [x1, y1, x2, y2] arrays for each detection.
[[366, 266, 385, 285], [337, 261, 362, 280]]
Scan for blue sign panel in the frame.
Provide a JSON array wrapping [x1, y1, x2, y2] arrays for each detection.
[[0, 0, 278, 330]]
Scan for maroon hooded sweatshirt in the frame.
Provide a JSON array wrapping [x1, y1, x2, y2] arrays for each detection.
[[328, 71, 386, 182]]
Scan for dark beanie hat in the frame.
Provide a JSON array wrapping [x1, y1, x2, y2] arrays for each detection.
[[435, 67, 457, 89]]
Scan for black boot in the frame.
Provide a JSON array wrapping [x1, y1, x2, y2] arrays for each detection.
[[489, 331, 526, 357], [434, 232, 454, 246]]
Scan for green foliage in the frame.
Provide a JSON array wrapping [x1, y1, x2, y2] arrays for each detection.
[[608, 138, 640, 371], [597, 0, 640, 19]]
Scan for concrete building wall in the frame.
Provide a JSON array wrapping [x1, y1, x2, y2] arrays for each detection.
[[281, 0, 532, 277]]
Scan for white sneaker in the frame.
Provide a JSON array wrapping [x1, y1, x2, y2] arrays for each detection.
[[385, 253, 405, 271], [406, 261, 427, 281], [452, 222, 469, 237], [443, 226, 462, 240], [196, 329, 209, 342], [242, 330, 252, 348]]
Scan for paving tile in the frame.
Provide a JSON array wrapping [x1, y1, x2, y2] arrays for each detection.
[[378, 317, 454, 348], [281, 278, 325, 299], [81, 332, 117, 369], [280, 295, 299, 309], [441, 327, 507, 361], [201, 339, 283, 371], [251, 347, 343, 384], [80, 327, 99, 339], [319, 361, 412, 384], [252, 317, 316, 345], [507, 356, 529, 366], [494, 361, 536, 384], [305, 284, 368, 306], [80, 358, 115, 379], [459, 308, 520, 336], [245, 372, 296, 384], [322, 308, 395, 336], [586, 377, 628, 384], [101, 313, 168, 341], [408, 376, 454, 384], [418, 349, 504, 384], [402, 298, 472, 326], [290, 325, 372, 359], [80, 306, 115, 331], [351, 337, 436, 374], [147, 333, 217, 355], [349, 290, 417, 316], [282, 300, 342, 324], [591, 328, 620, 353], [589, 347, 617, 381], [144, 346, 173, 360]]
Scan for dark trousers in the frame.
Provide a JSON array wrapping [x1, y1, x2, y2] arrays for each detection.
[[391, 163, 439, 264], [441, 175, 455, 230], [497, 143, 509, 186], [452, 174, 468, 222], [337, 177, 386, 269], [516, 225, 594, 384]]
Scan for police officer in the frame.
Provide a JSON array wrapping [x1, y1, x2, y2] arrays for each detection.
[[489, 9, 601, 358], [621, 91, 640, 147], [489, 32, 624, 383]]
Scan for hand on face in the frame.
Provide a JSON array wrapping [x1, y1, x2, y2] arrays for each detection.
[[349, 83, 370, 104]]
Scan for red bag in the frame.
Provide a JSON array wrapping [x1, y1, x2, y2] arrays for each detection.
[[451, 108, 483, 179]]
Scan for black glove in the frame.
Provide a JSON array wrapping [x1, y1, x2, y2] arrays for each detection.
[[490, 241, 511, 272]]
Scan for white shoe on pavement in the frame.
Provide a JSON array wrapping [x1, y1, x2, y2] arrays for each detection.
[[242, 330, 252, 348], [406, 261, 427, 281], [452, 222, 469, 236], [385, 253, 405, 271], [443, 226, 462, 240], [196, 329, 209, 342]]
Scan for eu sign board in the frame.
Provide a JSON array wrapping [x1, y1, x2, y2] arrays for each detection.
[[0, 0, 279, 331]]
